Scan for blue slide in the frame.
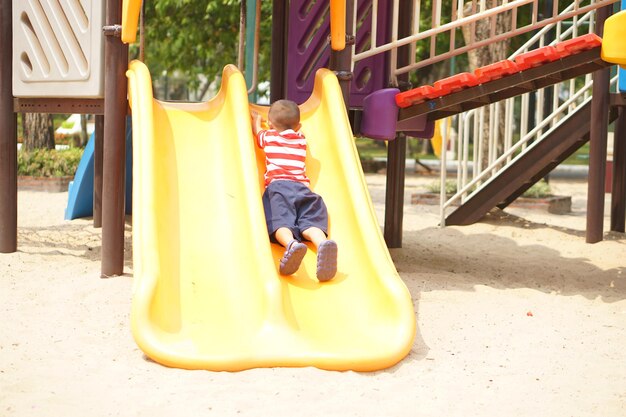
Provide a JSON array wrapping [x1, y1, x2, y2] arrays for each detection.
[[65, 121, 133, 220]]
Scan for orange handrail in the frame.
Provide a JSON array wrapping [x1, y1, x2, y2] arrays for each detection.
[[122, 0, 142, 44], [329, 0, 346, 51]]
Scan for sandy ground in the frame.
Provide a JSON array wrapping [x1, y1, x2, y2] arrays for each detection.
[[1, 173, 625, 417]]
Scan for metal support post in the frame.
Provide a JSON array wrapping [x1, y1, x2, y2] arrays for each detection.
[[329, 0, 355, 108], [0, 0, 17, 253], [383, 0, 412, 248], [586, 5, 612, 243], [384, 133, 407, 248], [101, 0, 129, 276], [270, 0, 288, 102]]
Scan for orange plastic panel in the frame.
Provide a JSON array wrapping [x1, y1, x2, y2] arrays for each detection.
[[432, 72, 479, 96], [122, 0, 142, 44], [515, 46, 561, 71], [555, 33, 602, 57], [395, 85, 435, 107], [330, 0, 346, 51], [474, 60, 520, 84]]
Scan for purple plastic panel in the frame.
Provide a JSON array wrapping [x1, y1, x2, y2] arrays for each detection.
[[286, 0, 390, 107], [361, 88, 399, 140], [351, 0, 389, 107], [362, 88, 436, 141]]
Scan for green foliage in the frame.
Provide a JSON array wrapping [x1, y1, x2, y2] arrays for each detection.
[[61, 120, 75, 129], [426, 180, 460, 195], [425, 178, 552, 198], [411, 1, 469, 83], [355, 137, 387, 159], [17, 148, 83, 177], [521, 179, 552, 198], [135, 0, 597, 117], [139, 0, 273, 99]]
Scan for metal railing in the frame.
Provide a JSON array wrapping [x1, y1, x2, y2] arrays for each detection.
[[351, 0, 618, 225], [353, 0, 618, 85], [439, 4, 618, 225]]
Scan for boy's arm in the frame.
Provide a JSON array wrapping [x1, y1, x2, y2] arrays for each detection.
[[251, 111, 268, 149], [251, 111, 263, 137]]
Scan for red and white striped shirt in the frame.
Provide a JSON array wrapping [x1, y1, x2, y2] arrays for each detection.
[[256, 129, 309, 187]]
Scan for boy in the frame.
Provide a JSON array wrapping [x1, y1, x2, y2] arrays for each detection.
[[252, 99, 337, 281]]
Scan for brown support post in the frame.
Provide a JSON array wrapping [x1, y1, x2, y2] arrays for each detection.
[[384, 0, 412, 248], [0, 0, 17, 253], [610, 106, 626, 232], [101, 0, 129, 276], [586, 5, 612, 243], [329, 0, 355, 108], [93, 114, 104, 228], [384, 133, 407, 248], [269, 0, 288, 102]]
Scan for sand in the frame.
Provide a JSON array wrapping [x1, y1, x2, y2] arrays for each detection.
[[1, 174, 625, 417]]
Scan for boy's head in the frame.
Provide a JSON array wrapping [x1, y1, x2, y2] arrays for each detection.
[[268, 99, 301, 131]]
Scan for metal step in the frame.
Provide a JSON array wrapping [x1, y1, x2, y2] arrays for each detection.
[[398, 47, 609, 122], [445, 101, 594, 226]]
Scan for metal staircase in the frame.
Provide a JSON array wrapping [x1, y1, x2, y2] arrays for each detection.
[[395, 45, 613, 225], [445, 101, 618, 225]]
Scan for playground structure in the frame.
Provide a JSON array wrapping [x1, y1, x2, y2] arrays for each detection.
[[0, 0, 128, 277], [268, 0, 626, 247], [2, 0, 625, 272], [411, 3, 626, 233], [1, 0, 626, 370]]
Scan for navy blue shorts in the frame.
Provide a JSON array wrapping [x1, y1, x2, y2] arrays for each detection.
[[262, 180, 329, 242]]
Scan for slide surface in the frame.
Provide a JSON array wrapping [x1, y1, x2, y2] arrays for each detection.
[[126, 60, 415, 371], [64, 125, 133, 220]]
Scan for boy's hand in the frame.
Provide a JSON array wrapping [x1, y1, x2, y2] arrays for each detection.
[[251, 111, 263, 135]]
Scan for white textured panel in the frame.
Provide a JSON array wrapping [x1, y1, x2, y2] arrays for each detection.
[[13, 0, 105, 98]]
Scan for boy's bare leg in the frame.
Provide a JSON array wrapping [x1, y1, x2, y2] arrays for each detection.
[[302, 227, 337, 281], [301, 227, 327, 248], [275, 227, 296, 248], [275, 227, 307, 275]]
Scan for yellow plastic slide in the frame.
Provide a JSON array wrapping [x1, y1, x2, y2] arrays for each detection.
[[601, 10, 626, 68], [125, 60, 415, 371]]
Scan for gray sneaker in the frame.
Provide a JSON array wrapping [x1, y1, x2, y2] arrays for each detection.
[[316, 240, 337, 281], [279, 240, 307, 275]]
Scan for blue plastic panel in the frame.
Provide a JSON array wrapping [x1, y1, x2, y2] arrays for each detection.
[[617, 0, 626, 93]]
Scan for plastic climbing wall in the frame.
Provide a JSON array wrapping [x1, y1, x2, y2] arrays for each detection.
[[12, 0, 106, 98], [287, 0, 390, 107]]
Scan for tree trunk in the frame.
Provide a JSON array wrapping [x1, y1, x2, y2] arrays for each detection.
[[80, 114, 89, 147], [23, 113, 55, 151], [462, 0, 511, 172]]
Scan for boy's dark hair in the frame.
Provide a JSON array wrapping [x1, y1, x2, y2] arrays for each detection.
[[268, 99, 300, 129]]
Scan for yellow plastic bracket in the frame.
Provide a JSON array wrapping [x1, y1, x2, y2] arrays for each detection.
[[122, 0, 142, 44], [330, 0, 346, 51], [601, 10, 626, 67]]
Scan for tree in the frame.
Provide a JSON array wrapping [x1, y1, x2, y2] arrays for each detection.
[[139, 0, 273, 100], [79, 115, 89, 147], [22, 113, 54, 151]]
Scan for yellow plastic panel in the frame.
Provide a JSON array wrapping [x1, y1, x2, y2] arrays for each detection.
[[601, 10, 626, 66], [121, 0, 142, 44], [126, 60, 415, 371]]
